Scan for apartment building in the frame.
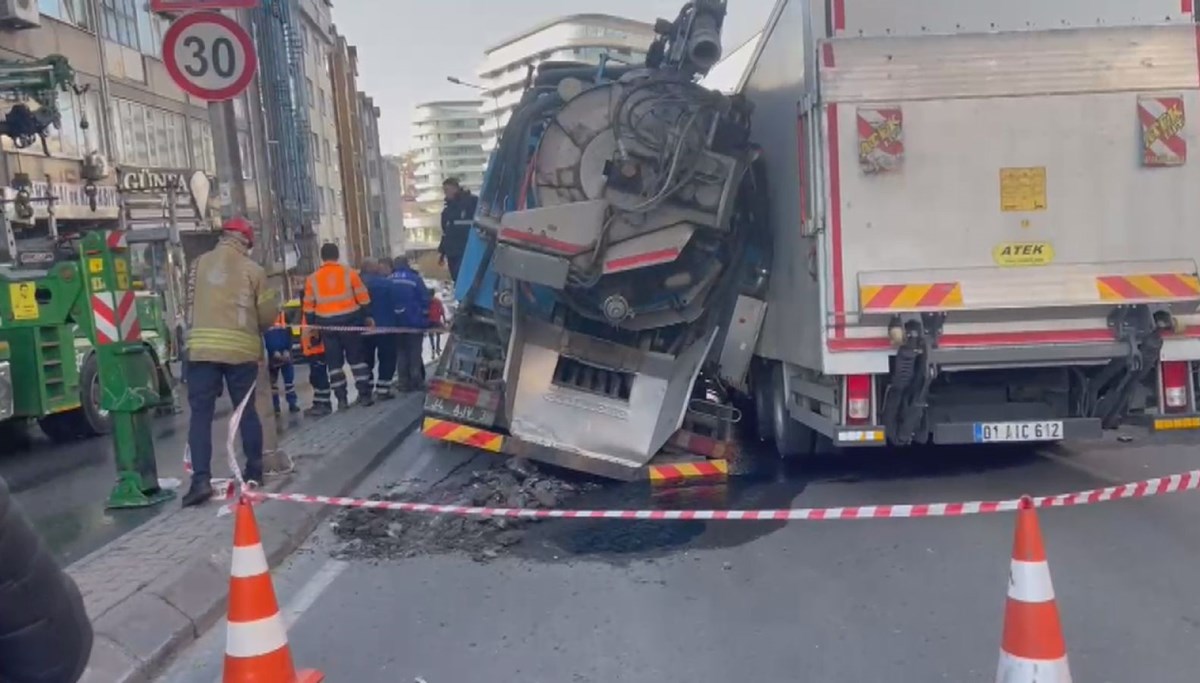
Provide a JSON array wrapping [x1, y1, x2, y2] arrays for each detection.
[[382, 153, 413, 257], [357, 91, 389, 258], [476, 14, 655, 151], [295, 0, 346, 251], [408, 100, 486, 252]]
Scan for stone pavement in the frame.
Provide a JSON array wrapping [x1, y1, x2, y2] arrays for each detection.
[[72, 392, 426, 683]]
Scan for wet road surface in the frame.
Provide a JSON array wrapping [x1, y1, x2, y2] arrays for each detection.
[[158, 426, 1200, 682]]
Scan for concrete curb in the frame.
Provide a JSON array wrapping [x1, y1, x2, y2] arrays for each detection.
[[80, 396, 425, 683]]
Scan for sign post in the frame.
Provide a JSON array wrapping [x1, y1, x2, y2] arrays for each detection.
[[162, 11, 258, 102]]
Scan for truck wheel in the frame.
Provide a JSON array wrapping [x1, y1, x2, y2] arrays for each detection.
[[77, 353, 111, 437], [38, 413, 86, 443], [751, 362, 774, 441], [770, 363, 814, 459]]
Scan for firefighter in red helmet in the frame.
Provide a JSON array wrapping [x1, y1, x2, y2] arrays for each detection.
[[181, 216, 279, 507]]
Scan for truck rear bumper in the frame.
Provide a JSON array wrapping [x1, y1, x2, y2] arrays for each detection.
[[421, 416, 730, 483], [932, 418, 1102, 445]]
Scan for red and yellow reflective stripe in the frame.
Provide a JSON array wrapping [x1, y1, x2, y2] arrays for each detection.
[[648, 460, 729, 484], [860, 282, 963, 311], [1096, 274, 1200, 301], [422, 417, 504, 453]]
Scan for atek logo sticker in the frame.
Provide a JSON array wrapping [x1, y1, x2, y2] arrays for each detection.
[[993, 242, 1054, 267]]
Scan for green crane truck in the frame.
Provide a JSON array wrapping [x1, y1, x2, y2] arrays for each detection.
[[0, 245, 174, 443]]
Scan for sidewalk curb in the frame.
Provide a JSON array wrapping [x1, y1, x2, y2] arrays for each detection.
[[80, 396, 426, 683]]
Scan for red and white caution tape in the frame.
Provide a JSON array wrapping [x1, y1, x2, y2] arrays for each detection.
[[272, 324, 448, 334], [242, 468, 1200, 520]]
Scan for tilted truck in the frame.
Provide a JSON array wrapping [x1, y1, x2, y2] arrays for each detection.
[[425, 0, 1200, 477]]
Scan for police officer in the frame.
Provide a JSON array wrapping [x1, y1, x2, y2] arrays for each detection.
[[300, 308, 332, 417], [184, 217, 279, 507], [303, 243, 373, 409]]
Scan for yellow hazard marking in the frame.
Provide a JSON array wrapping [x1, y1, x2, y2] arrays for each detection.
[[422, 417, 504, 453], [999, 167, 1047, 213], [1154, 416, 1200, 431], [88, 257, 103, 274], [993, 242, 1054, 267], [648, 460, 729, 483], [90, 277, 105, 292], [9, 282, 38, 320], [1145, 103, 1185, 150], [116, 273, 129, 290]]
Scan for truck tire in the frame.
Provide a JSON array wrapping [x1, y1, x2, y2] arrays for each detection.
[[76, 353, 111, 437], [751, 362, 774, 441], [770, 363, 815, 459]]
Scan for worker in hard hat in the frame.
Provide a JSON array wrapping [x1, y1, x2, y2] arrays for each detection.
[[183, 217, 279, 507]]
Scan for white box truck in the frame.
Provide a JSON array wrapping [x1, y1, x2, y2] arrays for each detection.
[[741, 0, 1200, 456]]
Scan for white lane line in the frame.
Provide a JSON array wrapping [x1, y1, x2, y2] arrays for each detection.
[[284, 559, 349, 627]]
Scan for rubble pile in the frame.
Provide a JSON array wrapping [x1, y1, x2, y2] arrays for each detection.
[[330, 458, 600, 562]]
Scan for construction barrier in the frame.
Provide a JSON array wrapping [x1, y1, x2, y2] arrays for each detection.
[[237, 466, 1200, 520]]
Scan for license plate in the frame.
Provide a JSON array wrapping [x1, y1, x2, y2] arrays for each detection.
[[424, 395, 495, 426], [973, 421, 1063, 443]]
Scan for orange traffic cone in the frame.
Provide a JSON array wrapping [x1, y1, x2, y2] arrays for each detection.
[[996, 497, 1072, 683], [223, 497, 324, 683]]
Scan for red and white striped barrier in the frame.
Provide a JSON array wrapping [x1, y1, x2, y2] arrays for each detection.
[[241, 468, 1200, 521]]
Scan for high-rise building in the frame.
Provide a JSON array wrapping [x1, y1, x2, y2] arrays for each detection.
[[328, 31, 371, 264], [357, 92, 389, 258], [295, 0, 347, 252], [476, 14, 656, 152], [382, 153, 414, 257], [408, 100, 486, 251]]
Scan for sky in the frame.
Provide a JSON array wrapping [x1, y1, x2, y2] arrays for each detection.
[[332, 0, 777, 154]]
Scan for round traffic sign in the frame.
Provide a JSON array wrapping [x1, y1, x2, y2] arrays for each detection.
[[163, 11, 257, 102]]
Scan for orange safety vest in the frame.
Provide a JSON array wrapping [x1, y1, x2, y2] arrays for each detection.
[[302, 262, 370, 319], [300, 312, 324, 357]]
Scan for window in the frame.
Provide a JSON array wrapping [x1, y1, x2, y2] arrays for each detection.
[[135, 2, 166, 58], [101, 0, 140, 50], [39, 0, 93, 30], [237, 131, 254, 180], [311, 133, 320, 161], [304, 77, 314, 103], [329, 188, 337, 215], [324, 138, 331, 161], [300, 25, 309, 54], [318, 89, 326, 117], [110, 99, 190, 168], [316, 186, 325, 214]]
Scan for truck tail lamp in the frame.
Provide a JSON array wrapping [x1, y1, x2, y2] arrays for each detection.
[[846, 374, 872, 425], [1160, 361, 1191, 413]]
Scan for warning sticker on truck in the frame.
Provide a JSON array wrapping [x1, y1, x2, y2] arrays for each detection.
[[857, 106, 903, 174], [999, 167, 1047, 212], [9, 282, 38, 321], [1139, 95, 1186, 167], [993, 242, 1054, 267]]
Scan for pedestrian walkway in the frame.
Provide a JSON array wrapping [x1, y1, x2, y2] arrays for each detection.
[[73, 392, 425, 683]]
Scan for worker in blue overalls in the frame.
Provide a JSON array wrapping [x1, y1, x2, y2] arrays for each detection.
[[264, 308, 300, 414]]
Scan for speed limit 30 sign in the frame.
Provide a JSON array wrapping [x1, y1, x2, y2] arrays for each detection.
[[163, 11, 257, 101]]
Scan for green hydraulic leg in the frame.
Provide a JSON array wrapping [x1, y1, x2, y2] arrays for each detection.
[[77, 231, 175, 509]]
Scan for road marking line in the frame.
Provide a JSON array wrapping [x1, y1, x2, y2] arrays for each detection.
[[284, 559, 348, 627]]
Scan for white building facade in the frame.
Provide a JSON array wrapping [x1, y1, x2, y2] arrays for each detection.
[[408, 100, 487, 250], [476, 14, 657, 152]]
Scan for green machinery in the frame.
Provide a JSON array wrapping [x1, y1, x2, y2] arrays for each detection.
[[0, 231, 178, 507]]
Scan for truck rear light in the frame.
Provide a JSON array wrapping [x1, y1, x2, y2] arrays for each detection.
[[1161, 361, 1190, 412], [846, 374, 872, 424]]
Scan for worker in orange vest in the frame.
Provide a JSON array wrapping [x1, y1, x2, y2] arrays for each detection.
[[302, 242, 373, 409], [299, 309, 331, 417]]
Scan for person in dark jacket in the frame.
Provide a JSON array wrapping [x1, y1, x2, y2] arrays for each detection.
[[390, 255, 431, 391], [437, 177, 478, 283], [361, 259, 400, 400], [0, 476, 93, 683]]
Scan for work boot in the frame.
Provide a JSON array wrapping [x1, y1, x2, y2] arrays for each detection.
[[356, 395, 375, 408], [288, 401, 302, 414], [181, 479, 214, 508], [376, 389, 395, 401], [335, 392, 349, 410], [243, 464, 263, 487], [305, 404, 332, 418]]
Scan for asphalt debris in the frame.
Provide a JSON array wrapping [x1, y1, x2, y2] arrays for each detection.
[[330, 458, 601, 563]]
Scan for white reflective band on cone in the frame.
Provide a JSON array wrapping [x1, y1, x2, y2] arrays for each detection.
[[230, 545, 269, 578], [996, 651, 1072, 683], [1008, 559, 1055, 603], [226, 614, 289, 658]]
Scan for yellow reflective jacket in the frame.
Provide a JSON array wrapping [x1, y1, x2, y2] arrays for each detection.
[[186, 237, 279, 364]]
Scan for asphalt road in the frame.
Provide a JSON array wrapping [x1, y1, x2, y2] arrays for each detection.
[[158, 426, 1200, 683]]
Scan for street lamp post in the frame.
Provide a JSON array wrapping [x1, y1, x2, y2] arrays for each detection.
[[446, 76, 502, 148]]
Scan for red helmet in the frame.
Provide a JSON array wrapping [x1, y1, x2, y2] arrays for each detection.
[[222, 217, 254, 245]]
